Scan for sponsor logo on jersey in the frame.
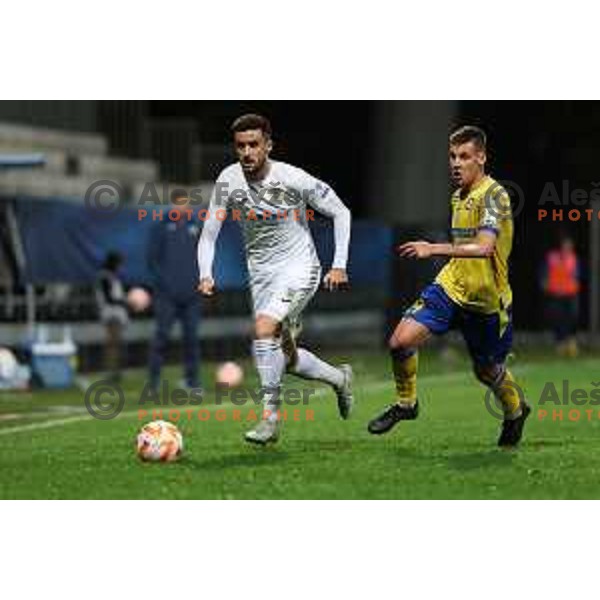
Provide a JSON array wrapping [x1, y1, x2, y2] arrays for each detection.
[[450, 227, 477, 240]]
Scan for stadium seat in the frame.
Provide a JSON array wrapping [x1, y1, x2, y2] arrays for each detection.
[[0, 122, 107, 156], [0, 170, 93, 199], [78, 155, 158, 184], [0, 145, 67, 174]]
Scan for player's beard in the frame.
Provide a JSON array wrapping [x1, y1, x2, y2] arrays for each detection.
[[243, 157, 268, 180]]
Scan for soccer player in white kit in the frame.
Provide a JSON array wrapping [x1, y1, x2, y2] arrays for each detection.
[[197, 114, 353, 445]]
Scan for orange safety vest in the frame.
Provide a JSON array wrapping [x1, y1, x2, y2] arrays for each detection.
[[546, 250, 580, 296]]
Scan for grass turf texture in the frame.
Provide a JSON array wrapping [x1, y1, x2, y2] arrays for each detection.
[[1, 348, 600, 499]]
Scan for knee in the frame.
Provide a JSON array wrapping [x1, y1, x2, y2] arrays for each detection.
[[389, 345, 416, 364], [255, 315, 281, 340], [388, 330, 414, 352], [473, 363, 504, 387]]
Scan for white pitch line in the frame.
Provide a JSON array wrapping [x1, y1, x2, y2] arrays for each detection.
[[0, 415, 97, 435]]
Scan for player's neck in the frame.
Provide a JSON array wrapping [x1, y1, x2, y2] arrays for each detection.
[[461, 171, 487, 195], [245, 159, 272, 183]]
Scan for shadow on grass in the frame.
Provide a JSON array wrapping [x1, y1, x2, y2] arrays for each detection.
[[177, 450, 289, 472], [287, 438, 357, 452], [173, 436, 362, 473], [385, 444, 518, 472], [446, 450, 516, 471], [525, 438, 571, 450]]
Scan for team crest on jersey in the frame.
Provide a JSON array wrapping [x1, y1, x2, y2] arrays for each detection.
[[452, 194, 476, 211], [257, 184, 302, 209], [461, 197, 475, 211]]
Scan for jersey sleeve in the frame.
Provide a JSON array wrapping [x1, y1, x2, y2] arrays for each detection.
[[294, 167, 352, 270], [197, 170, 231, 280], [479, 186, 510, 234]]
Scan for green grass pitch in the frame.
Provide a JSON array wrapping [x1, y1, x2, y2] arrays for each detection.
[[1, 347, 599, 499]]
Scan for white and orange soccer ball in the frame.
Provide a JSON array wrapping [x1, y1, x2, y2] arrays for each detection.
[[136, 420, 183, 462], [215, 361, 244, 388], [127, 287, 152, 313]]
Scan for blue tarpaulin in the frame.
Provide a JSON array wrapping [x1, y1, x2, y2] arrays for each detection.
[[15, 198, 392, 290]]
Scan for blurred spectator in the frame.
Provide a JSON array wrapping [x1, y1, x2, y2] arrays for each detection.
[[96, 251, 128, 381], [0, 210, 19, 293], [541, 235, 581, 357], [147, 193, 202, 391]]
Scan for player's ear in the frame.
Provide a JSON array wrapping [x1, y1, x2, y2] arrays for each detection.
[[266, 136, 273, 154], [477, 149, 487, 168]]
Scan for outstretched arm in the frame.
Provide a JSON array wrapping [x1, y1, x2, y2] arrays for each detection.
[[302, 173, 352, 290], [399, 230, 497, 259], [399, 189, 505, 260]]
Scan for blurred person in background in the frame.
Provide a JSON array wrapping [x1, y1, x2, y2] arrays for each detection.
[[96, 251, 128, 382], [147, 191, 202, 392], [541, 234, 581, 357]]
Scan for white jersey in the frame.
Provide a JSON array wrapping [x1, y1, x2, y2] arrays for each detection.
[[197, 160, 351, 284]]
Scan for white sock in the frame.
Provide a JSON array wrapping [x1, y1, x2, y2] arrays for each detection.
[[253, 338, 285, 422], [289, 348, 344, 389]]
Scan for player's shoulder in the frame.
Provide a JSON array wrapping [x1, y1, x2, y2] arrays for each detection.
[[217, 162, 243, 183], [466, 176, 507, 210], [480, 176, 512, 223], [269, 160, 306, 181], [480, 176, 508, 199]]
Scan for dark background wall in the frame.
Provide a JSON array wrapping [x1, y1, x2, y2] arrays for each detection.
[[0, 100, 596, 330]]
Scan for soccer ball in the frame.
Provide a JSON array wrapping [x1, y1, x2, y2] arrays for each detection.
[[136, 420, 183, 462], [216, 361, 244, 388], [0, 347, 17, 381], [127, 287, 152, 312]]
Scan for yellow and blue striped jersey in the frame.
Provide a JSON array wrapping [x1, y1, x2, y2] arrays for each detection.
[[435, 176, 513, 314]]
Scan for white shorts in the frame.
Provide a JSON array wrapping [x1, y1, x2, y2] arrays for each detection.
[[250, 265, 321, 329]]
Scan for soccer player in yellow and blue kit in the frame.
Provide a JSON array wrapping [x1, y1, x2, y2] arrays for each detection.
[[368, 125, 531, 447]]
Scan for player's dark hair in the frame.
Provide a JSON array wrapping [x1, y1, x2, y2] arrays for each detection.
[[102, 250, 123, 272], [231, 113, 272, 139], [449, 125, 487, 150]]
